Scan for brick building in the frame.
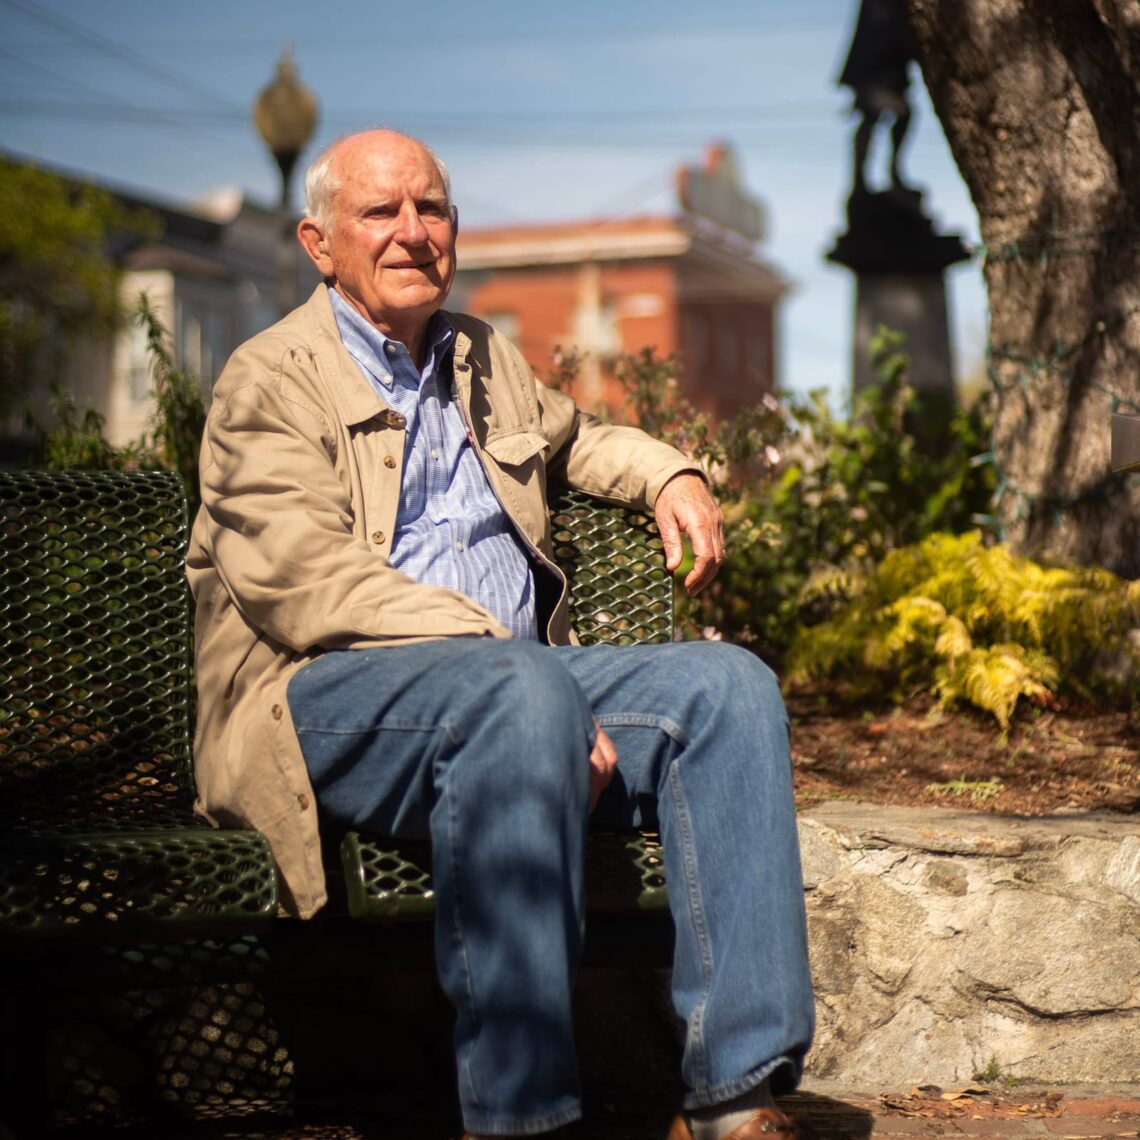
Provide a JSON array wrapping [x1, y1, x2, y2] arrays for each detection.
[[450, 144, 789, 420]]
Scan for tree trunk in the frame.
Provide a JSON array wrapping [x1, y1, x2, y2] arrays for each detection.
[[904, 0, 1140, 577]]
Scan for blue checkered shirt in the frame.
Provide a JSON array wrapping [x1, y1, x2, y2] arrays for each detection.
[[329, 289, 538, 640]]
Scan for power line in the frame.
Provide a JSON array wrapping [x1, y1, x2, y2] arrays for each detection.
[[0, 48, 235, 140], [0, 93, 838, 128], [2, 13, 842, 56], [0, 0, 241, 112]]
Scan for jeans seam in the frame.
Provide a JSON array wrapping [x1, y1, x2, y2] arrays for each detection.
[[442, 772, 484, 1113], [595, 711, 686, 738], [680, 1056, 797, 1111], [461, 1099, 582, 1134], [668, 756, 714, 1093]]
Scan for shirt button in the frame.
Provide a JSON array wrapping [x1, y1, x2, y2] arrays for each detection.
[[384, 455, 397, 469], [430, 449, 439, 460], [297, 793, 310, 811], [371, 530, 386, 545], [271, 704, 283, 721], [384, 343, 396, 356], [455, 540, 465, 552]]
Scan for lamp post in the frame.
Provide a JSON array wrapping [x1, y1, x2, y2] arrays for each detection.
[[253, 48, 318, 317]]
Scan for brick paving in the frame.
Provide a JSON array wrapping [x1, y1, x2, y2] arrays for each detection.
[[36, 1084, 1133, 1138], [783, 1085, 1140, 1140]]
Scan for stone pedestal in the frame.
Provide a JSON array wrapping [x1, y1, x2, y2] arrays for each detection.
[[828, 188, 970, 407], [1111, 412, 1140, 473]]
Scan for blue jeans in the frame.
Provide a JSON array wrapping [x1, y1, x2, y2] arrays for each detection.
[[288, 639, 814, 1136]]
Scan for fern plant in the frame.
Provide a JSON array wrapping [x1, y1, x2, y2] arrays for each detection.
[[788, 531, 1140, 727]]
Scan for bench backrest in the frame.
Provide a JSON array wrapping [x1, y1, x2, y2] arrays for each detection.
[[0, 471, 673, 837], [0, 469, 195, 835]]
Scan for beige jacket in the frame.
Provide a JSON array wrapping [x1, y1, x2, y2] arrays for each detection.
[[187, 286, 696, 918]]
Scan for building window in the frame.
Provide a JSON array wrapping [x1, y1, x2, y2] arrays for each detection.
[[485, 310, 521, 344], [722, 322, 742, 374], [127, 318, 152, 402], [199, 311, 227, 388], [685, 312, 708, 370]]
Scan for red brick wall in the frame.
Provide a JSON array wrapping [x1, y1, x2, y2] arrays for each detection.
[[463, 259, 775, 421], [678, 299, 775, 417]]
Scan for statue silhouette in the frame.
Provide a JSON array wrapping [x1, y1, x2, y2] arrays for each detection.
[[838, 0, 918, 198]]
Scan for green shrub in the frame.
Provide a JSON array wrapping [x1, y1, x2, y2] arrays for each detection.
[[592, 329, 995, 663], [787, 531, 1140, 726]]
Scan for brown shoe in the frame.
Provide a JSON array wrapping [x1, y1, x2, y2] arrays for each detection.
[[667, 1106, 817, 1139]]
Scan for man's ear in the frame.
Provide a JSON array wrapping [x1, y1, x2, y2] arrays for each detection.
[[297, 218, 334, 277], [450, 205, 459, 237]]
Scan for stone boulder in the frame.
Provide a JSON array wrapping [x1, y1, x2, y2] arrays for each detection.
[[798, 802, 1140, 1085]]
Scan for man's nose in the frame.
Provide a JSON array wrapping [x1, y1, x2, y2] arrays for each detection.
[[394, 202, 430, 244]]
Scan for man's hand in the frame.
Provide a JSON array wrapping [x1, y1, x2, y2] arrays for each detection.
[[654, 472, 725, 596], [588, 723, 618, 812]]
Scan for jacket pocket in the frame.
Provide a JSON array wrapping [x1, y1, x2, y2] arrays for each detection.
[[482, 429, 549, 467], [480, 430, 550, 546]]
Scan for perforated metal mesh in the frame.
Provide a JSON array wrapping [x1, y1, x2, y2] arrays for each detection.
[[46, 978, 294, 1132], [1, 829, 277, 932], [584, 830, 668, 914], [343, 488, 674, 921], [0, 469, 193, 830], [342, 834, 435, 922], [551, 486, 673, 645], [0, 469, 276, 933]]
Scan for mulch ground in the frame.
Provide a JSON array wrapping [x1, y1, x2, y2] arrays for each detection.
[[786, 685, 1139, 817]]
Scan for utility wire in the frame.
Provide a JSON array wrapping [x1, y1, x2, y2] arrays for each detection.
[[0, 94, 837, 128], [0, 0, 241, 112], [0, 48, 233, 138]]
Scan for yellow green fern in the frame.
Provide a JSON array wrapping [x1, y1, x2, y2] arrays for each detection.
[[787, 532, 1140, 727]]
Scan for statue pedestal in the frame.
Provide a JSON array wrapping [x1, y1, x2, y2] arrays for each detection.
[[828, 188, 970, 405], [1111, 413, 1140, 473]]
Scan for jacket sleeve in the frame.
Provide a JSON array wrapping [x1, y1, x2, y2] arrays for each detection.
[[192, 345, 512, 652], [535, 375, 703, 509]]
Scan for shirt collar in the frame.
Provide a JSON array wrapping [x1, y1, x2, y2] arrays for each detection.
[[328, 286, 455, 391]]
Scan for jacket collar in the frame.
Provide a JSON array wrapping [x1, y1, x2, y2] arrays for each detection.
[[289, 285, 397, 429], [289, 286, 487, 428]]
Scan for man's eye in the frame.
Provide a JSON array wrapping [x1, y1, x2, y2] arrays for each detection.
[[366, 206, 398, 219], [420, 203, 448, 218]]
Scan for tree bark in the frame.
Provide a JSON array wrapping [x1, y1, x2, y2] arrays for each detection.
[[904, 0, 1140, 576]]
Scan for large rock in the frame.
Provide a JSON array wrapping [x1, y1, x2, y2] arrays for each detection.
[[798, 802, 1140, 1085]]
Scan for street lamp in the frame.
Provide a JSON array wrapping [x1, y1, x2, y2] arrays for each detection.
[[253, 47, 318, 316]]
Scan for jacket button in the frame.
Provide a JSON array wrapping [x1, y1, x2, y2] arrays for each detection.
[[271, 704, 283, 720], [384, 455, 397, 468], [297, 793, 310, 811], [371, 530, 386, 545], [382, 409, 406, 429]]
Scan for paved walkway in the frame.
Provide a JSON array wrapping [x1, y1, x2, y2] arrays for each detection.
[[784, 1084, 1140, 1139], [19, 1082, 1139, 1137], [187, 1083, 1138, 1138]]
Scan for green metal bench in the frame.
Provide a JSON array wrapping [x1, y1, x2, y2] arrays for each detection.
[[0, 469, 674, 939], [0, 469, 277, 940], [0, 468, 675, 1134]]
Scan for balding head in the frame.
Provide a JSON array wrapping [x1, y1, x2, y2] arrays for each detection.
[[303, 128, 453, 233], [295, 128, 459, 365]]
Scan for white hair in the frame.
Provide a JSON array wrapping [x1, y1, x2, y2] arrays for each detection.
[[303, 128, 453, 232]]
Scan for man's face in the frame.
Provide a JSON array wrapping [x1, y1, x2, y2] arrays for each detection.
[[300, 132, 457, 347]]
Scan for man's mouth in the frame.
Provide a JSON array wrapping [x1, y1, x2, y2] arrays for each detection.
[[387, 260, 434, 271]]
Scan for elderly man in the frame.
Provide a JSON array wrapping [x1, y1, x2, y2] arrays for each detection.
[[187, 128, 814, 1140]]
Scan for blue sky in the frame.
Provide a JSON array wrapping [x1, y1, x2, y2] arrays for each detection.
[[0, 0, 988, 407]]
